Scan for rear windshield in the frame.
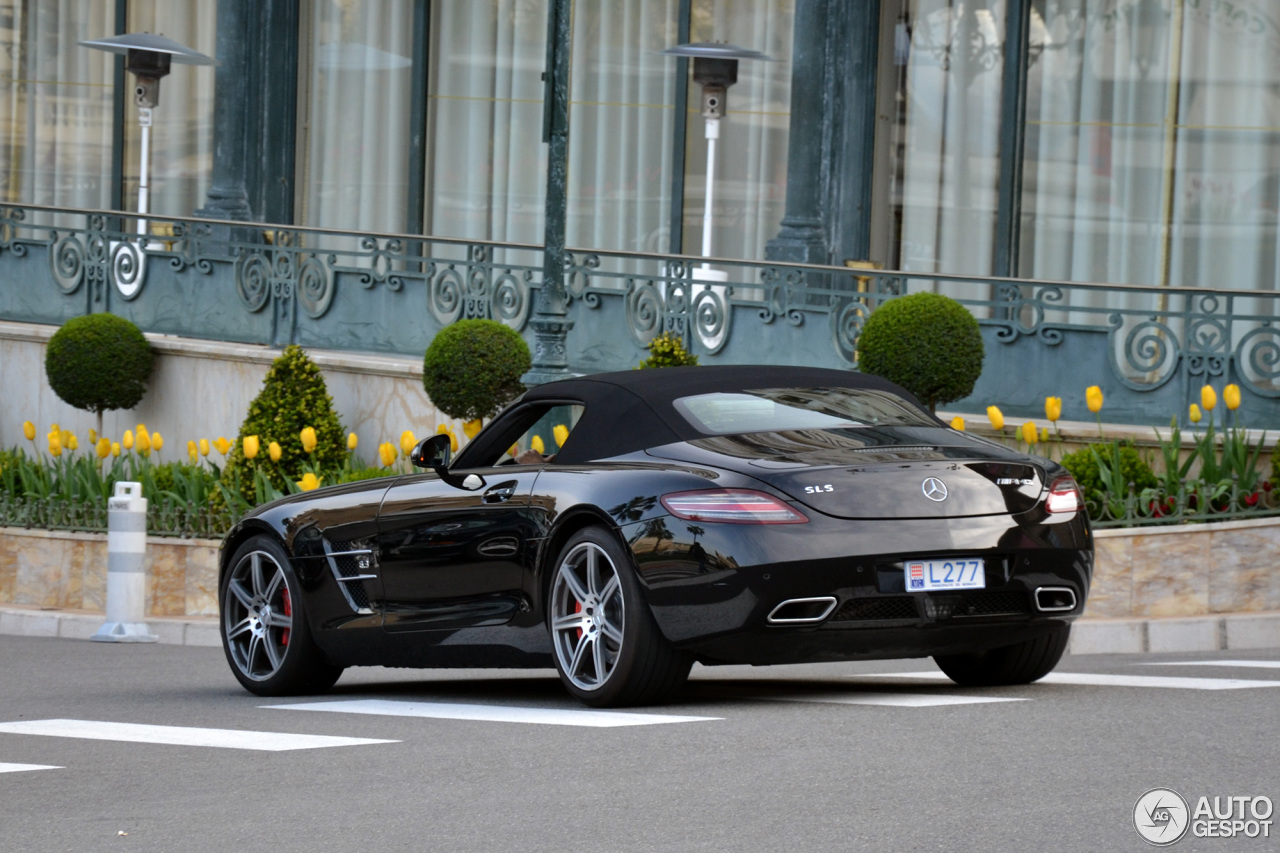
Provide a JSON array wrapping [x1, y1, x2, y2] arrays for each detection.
[[673, 387, 936, 435]]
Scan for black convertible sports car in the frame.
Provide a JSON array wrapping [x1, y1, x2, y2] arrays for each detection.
[[219, 365, 1092, 707]]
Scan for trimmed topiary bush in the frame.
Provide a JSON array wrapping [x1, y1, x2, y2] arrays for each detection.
[[637, 331, 698, 369], [856, 292, 983, 412], [221, 344, 347, 503], [45, 313, 153, 417], [422, 319, 531, 421]]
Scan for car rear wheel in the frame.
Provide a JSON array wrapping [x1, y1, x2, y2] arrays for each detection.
[[548, 527, 692, 707], [220, 535, 343, 696], [933, 624, 1070, 687]]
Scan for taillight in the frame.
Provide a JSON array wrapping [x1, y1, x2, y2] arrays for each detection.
[[660, 489, 809, 524], [1046, 476, 1083, 514]]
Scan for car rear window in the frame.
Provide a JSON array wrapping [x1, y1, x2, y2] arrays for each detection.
[[672, 387, 936, 435]]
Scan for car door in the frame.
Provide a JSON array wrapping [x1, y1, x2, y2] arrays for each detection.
[[376, 467, 543, 632]]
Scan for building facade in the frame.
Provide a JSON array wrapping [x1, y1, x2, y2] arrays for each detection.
[[2, 0, 1278, 426]]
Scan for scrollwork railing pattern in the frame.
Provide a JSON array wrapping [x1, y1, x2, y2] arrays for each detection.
[[4, 203, 1280, 422]]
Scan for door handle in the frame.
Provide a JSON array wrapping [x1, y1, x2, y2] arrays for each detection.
[[483, 485, 516, 504]]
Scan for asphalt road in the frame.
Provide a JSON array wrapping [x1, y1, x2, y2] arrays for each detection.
[[1, 635, 1277, 852]]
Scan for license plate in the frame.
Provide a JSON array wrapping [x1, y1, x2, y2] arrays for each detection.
[[906, 558, 985, 591]]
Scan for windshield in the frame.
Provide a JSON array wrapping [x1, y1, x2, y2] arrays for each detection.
[[673, 387, 935, 435]]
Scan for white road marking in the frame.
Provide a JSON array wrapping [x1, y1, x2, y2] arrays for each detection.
[[1141, 660, 1280, 670], [862, 672, 1280, 690], [770, 692, 1026, 708], [0, 719, 397, 751], [266, 699, 721, 728], [0, 762, 62, 774]]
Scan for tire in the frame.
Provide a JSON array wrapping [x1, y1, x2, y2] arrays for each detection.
[[933, 624, 1071, 687], [220, 534, 343, 696], [547, 527, 692, 707]]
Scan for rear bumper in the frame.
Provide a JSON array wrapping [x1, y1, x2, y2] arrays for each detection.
[[621, 510, 1092, 665]]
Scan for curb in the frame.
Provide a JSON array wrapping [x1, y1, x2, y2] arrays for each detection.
[[3, 605, 1279, 655]]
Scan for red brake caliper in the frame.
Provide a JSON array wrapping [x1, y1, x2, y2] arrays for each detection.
[[281, 587, 292, 646], [574, 601, 583, 641]]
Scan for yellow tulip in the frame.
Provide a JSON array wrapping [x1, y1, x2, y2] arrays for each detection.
[[1044, 396, 1062, 423], [66, 433, 78, 451], [950, 416, 965, 431], [48, 434, 62, 457], [111, 442, 121, 458], [269, 441, 282, 462], [89, 428, 97, 444], [1189, 403, 1202, 424], [1040, 427, 1050, 443], [463, 419, 483, 439], [199, 438, 210, 457], [553, 424, 569, 447], [300, 426, 318, 453], [122, 429, 134, 450], [22, 420, 35, 441], [136, 429, 151, 456], [214, 436, 232, 456], [187, 440, 198, 463], [50, 422, 60, 433], [60, 429, 72, 448], [378, 442, 397, 467], [986, 406, 1004, 431], [401, 430, 418, 457], [97, 437, 112, 459], [152, 432, 163, 452], [243, 435, 260, 460], [531, 435, 545, 454], [347, 432, 358, 451], [296, 472, 322, 492], [1021, 421, 1038, 445], [1200, 385, 1217, 411], [1085, 386, 1104, 414], [1224, 383, 1241, 411]]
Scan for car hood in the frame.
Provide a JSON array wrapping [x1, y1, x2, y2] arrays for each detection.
[[645, 426, 1046, 520]]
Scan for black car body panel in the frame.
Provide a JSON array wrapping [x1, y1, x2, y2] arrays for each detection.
[[219, 365, 1093, 680]]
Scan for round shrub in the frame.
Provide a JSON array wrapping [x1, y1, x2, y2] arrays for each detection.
[[221, 344, 347, 503], [1060, 442, 1157, 503], [856, 292, 983, 411], [45, 313, 153, 414], [423, 319, 531, 421], [637, 331, 698, 369]]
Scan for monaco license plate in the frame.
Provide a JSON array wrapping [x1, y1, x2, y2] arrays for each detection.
[[906, 558, 986, 591]]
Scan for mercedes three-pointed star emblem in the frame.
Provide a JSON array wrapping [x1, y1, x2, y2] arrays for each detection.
[[921, 477, 948, 502]]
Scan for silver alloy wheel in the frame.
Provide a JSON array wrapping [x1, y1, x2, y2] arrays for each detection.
[[223, 549, 293, 682], [550, 541, 625, 691]]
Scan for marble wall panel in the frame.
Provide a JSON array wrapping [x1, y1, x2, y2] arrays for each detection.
[[1206, 525, 1280, 613], [147, 542, 190, 617], [185, 544, 220, 617], [1085, 534, 1133, 618], [1129, 530, 1211, 617]]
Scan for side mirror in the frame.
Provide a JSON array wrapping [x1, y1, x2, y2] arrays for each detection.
[[411, 434, 452, 470], [411, 434, 484, 491]]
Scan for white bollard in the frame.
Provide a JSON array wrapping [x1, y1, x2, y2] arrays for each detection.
[[91, 482, 157, 643]]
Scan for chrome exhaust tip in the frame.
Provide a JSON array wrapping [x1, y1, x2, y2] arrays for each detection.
[[1034, 586, 1077, 612], [767, 596, 838, 625]]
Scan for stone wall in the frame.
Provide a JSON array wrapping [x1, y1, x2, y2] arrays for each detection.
[[3, 518, 1278, 620]]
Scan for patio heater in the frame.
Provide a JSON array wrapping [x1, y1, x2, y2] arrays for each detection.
[[661, 42, 771, 284], [80, 34, 217, 240]]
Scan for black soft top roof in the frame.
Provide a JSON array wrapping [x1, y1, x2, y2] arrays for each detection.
[[525, 365, 934, 464]]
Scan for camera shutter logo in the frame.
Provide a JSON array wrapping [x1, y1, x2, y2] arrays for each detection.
[[1134, 788, 1190, 846]]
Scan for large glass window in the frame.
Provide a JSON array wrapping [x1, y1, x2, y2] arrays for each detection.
[[1021, 0, 1280, 292], [0, 1, 116, 209], [424, 1, 547, 243], [880, 0, 1006, 275], [296, 0, 415, 233]]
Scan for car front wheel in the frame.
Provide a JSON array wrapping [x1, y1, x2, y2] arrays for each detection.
[[933, 624, 1071, 687], [220, 535, 343, 696], [547, 527, 692, 707]]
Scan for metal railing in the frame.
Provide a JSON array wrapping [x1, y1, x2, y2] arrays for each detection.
[[3, 202, 1279, 425]]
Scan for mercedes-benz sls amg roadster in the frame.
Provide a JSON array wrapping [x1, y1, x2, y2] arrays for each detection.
[[218, 365, 1092, 707]]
